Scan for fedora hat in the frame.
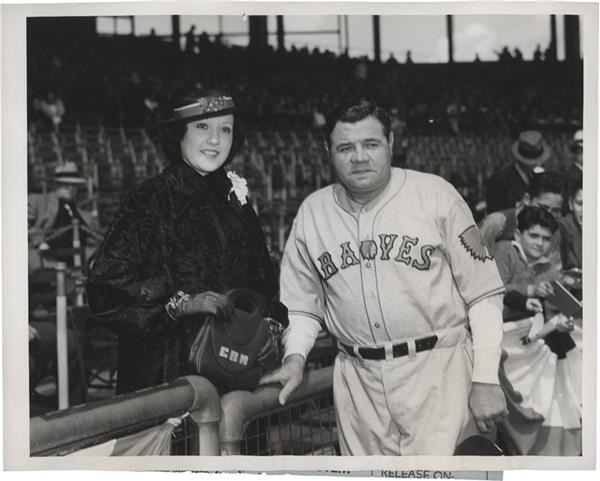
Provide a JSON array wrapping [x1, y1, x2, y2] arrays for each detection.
[[54, 161, 86, 184], [163, 90, 235, 124], [511, 130, 551, 167]]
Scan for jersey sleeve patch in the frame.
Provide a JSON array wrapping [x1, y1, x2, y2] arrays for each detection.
[[459, 225, 494, 262]]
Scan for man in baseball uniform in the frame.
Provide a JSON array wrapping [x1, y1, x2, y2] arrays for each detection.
[[260, 99, 508, 455]]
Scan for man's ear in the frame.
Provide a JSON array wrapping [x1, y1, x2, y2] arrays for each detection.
[[323, 140, 330, 156], [522, 193, 531, 206], [514, 229, 522, 243], [388, 131, 394, 151]]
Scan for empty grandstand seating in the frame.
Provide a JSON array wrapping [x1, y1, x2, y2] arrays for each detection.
[[27, 123, 575, 258]]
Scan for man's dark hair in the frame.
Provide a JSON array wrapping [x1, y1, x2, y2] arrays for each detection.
[[324, 99, 391, 147], [527, 171, 565, 199], [517, 205, 558, 234], [160, 89, 243, 165]]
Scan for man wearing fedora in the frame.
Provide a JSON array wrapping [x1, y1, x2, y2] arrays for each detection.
[[485, 130, 551, 214], [28, 161, 98, 269]]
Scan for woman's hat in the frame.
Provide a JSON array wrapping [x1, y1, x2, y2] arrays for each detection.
[[511, 130, 551, 167], [163, 91, 236, 124], [54, 161, 86, 184]]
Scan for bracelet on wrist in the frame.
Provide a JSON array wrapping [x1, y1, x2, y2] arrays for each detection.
[[165, 290, 191, 321]]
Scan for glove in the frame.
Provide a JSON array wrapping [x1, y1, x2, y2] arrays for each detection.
[[165, 291, 234, 322]]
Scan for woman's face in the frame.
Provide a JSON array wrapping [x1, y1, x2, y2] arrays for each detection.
[[180, 114, 234, 175]]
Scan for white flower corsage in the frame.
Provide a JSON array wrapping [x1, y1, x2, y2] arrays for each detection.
[[227, 171, 249, 206]]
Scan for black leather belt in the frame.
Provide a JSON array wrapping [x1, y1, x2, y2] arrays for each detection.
[[340, 335, 439, 361]]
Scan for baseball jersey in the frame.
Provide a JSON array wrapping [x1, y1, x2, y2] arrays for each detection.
[[280, 167, 505, 346]]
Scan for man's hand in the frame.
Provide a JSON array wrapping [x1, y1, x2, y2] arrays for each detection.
[[258, 353, 305, 405], [469, 382, 508, 433], [525, 297, 543, 313], [555, 315, 575, 333], [533, 281, 555, 298]]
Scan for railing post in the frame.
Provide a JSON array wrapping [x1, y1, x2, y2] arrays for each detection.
[[72, 218, 81, 268], [219, 366, 334, 455], [182, 375, 222, 455], [55, 262, 69, 409]]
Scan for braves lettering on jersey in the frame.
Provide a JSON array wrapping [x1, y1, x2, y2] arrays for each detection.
[[280, 168, 504, 347]]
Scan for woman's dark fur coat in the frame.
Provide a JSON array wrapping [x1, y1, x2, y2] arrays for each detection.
[[86, 160, 282, 394]]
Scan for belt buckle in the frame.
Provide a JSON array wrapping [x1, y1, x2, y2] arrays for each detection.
[[384, 342, 394, 361], [407, 339, 417, 360]]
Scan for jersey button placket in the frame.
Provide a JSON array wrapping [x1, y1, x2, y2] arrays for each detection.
[[360, 211, 385, 342]]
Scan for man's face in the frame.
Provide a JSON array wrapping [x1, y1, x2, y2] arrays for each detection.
[[328, 116, 393, 199], [55, 183, 77, 200], [516, 224, 553, 261], [531, 192, 563, 219], [570, 189, 583, 226]]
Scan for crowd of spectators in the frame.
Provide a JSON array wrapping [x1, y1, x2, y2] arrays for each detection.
[[27, 32, 582, 134]]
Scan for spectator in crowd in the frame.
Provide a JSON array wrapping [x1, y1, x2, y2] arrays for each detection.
[[544, 41, 558, 63], [390, 107, 408, 166], [486, 130, 550, 214], [33, 91, 66, 131], [312, 102, 326, 129], [28, 162, 98, 270], [494, 206, 564, 321], [262, 99, 507, 455], [479, 171, 565, 270], [184, 25, 197, 55], [495, 46, 513, 63], [559, 180, 582, 301], [513, 48, 524, 62], [560, 179, 582, 270], [533, 44, 543, 62], [86, 89, 287, 394], [564, 129, 583, 202]]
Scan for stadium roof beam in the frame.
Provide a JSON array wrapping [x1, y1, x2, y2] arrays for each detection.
[[277, 15, 284, 52], [447, 15, 454, 63], [249, 15, 268, 50], [548, 14, 558, 61], [171, 15, 180, 47], [564, 15, 581, 63], [373, 15, 381, 62]]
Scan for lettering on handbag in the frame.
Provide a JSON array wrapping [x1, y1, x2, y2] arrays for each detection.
[[219, 346, 249, 366]]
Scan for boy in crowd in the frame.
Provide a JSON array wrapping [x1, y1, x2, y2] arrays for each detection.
[[479, 171, 565, 270], [494, 206, 573, 335]]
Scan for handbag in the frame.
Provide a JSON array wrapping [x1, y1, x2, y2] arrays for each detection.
[[188, 288, 280, 392]]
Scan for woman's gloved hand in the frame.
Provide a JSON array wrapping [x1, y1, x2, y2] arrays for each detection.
[[166, 291, 234, 322]]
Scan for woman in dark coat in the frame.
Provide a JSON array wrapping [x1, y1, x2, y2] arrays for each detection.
[[86, 90, 285, 394]]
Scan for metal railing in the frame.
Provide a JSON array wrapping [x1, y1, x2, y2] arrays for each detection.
[[219, 366, 336, 455], [30, 375, 221, 456], [30, 366, 336, 456]]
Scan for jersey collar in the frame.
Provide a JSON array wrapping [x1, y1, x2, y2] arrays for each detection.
[[333, 168, 407, 218]]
